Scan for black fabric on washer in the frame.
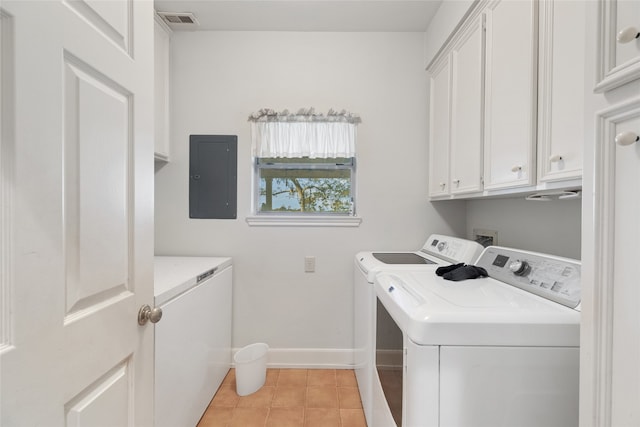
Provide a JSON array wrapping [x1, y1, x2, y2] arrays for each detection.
[[442, 265, 488, 281], [435, 263, 465, 276]]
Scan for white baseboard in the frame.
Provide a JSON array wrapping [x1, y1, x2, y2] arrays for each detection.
[[231, 347, 355, 369]]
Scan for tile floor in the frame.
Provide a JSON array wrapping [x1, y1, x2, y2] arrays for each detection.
[[197, 368, 367, 427]]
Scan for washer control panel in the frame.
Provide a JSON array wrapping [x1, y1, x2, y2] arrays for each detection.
[[420, 234, 484, 264], [476, 246, 581, 309]]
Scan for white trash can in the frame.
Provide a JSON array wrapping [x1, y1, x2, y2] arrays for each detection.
[[234, 343, 269, 396]]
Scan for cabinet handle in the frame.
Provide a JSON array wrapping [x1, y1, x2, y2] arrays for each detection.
[[617, 26, 640, 44], [511, 165, 523, 173], [614, 131, 639, 146], [452, 179, 460, 185], [549, 154, 563, 162], [439, 182, 446, 190]]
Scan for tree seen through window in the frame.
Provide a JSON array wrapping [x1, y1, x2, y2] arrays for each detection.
[[257, 158, 354, 214]]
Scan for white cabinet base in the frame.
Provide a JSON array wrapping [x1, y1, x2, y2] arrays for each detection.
[[154, 257, 233, 427]]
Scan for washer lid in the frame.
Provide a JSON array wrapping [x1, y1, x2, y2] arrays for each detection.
[[374, 271, 580, 347], [355, 234, 484, 283], [372, 253, 438, 264], [356, 251, 444, 283]]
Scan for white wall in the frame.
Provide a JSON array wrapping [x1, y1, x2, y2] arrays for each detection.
[[465, 197, 581, 259], [154, 31, 466, 357]]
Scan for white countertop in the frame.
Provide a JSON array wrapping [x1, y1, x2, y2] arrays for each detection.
[[154, 256, 232, 305]]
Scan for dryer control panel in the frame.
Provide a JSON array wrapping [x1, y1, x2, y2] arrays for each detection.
[[476, 247, 581, 309]]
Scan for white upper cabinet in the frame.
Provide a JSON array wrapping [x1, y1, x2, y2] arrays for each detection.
[[450, 15, 484, 195], [428, 55, 451, 198], [482, 0, 537, 190], [428, 13, 484, 198], [154, 15, 171, 162], [537, 0, 586, 182], [595, 0, 640, 92], [426, 0, 585, 199]]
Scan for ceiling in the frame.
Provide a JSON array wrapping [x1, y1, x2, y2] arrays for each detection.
[[154, 0, 443, 32]]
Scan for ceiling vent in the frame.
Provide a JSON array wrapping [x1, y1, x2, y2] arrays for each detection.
[[157, 12, 199, 27]]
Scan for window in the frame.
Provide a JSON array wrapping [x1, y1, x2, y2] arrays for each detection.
[[255, 157, 355, 215], [248, 108, 361, 223]]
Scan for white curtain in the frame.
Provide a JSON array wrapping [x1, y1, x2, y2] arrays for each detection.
[[249, 109, 359, 159]]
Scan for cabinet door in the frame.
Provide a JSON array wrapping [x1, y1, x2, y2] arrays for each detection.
[[595, 0, 640, 92], [589, 100, 640, 427], [537, 0, 586, 182], [428, 55, 451, 198], [154, 16, 171, 161], [450, 16, 484, 194], [483, 0, 537, 190], [155, 266, 233, 427]]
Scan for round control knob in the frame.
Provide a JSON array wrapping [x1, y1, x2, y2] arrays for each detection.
[[509, 260, 530, 276]]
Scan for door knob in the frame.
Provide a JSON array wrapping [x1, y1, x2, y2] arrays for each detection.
[[614, 131, 639, 146], [616, 26, 639, 44], [138, 304, 163, 325]]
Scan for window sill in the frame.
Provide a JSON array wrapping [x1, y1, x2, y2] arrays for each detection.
[[245, 215, 362, 227]]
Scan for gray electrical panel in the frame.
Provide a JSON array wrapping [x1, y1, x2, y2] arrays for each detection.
[[189, 135, 237, 219]]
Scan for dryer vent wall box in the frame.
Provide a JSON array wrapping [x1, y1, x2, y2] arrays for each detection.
[[189, 135, 237, 219]]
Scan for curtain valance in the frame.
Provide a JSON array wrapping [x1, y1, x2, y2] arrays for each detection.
[[249, 108, 360, 159]]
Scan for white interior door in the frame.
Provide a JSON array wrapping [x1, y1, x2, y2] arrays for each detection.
[[1, 1, 155, 425]]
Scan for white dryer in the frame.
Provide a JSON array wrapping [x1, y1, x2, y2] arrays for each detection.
[[374, 246, 581, 427], [354, 235, 483, 427]]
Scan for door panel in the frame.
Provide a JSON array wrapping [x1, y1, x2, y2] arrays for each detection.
[[64, 361, 132, 427], [537, 0, 585, 182], [64, 0, 131, 53], [428, 55, 451, 198], [0, 7, 15, 355], [594, 0, 640, 92], [64, 55, 132, 316], [610, 109, 640, 427], [1, 1, 154, 425], [450, 15, 484, 194], [483, 0, 537, 189]]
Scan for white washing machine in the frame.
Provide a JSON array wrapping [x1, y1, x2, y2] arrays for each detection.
[[354, 235, 484, 427], [374, 246, 581, 427]]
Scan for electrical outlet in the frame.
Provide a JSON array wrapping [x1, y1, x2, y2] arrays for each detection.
[[473, 228, 498, 247], [304, 256, 316, 273]]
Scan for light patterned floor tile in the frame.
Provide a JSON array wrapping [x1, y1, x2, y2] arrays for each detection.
[[304, 408, 342, 427], [200, 369, 367, 426], [266, 407, 305, 427]]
